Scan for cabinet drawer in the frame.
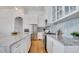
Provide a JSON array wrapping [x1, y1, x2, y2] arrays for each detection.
[[0, 46, 6, 53], [10, 40, 22, 53]]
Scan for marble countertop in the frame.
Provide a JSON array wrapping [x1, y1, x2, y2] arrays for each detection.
[[0, 33, 30, 46], [47, 34, 79, 46]]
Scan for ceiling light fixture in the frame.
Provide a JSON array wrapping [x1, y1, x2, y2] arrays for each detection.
[[14, 7, 18, 10]]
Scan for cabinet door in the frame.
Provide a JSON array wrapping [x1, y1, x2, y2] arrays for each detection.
[[0, 46, 6, 53], [26, 35, 31, 52], [22, 35, 31, 53], [11, 35, 31, 53], [47, 35, 53, 53], [64, 46, 79, 53], [70, 6, 76, 12], [52, 39, 64, 53], [65, 6, 69, 15], [11, 39, 25, 53]]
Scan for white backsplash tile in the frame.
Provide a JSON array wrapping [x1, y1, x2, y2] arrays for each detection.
[[49, 18, 79, 38]]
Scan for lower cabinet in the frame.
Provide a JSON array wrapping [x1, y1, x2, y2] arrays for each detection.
[[11, 35, 31, 53], [0, 47, 7, 53], [0, 35, 31, 53], [52, 39, 64, 53], [64, 46, 79, 53], [47, 35, 64, 53], [47, 35, 79, 53], [11, 39, 25, 53], [47, 35, 53, 53]]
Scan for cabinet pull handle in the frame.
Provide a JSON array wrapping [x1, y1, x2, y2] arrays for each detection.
[[16, 44, 20, 48]]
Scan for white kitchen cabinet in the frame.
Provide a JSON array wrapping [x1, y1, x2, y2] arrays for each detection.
[[52, 38, 64, 53], [64, 46, 79, 53], [11, 41, 21, 53], [25, 34, 31, 52], [47, 35, 64, 53], [11, 39, 25, 53], [47, 35, 79, 53], [52, 6, 79, 24], [0, 47, 7, 53], [0, 34, 31, 53], [44, 7, 53, 24], [11, 35, 31, 53], [47, 35, 53, 53]]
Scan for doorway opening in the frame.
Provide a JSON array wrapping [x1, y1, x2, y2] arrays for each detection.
[[14, 17, 23, 33]]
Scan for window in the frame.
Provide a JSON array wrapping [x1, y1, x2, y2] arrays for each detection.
[[65, 6, 69, 15], [52, 6, 56, 21], [57, 12, 59, 19], [57, 6, 63, 19], [70, 6, 76, 12], [57, 6, 60, 11], [59, 10, 62, 17]]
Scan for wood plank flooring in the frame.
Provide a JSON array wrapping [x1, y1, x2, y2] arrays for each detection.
[[29, 39, 46, 53]]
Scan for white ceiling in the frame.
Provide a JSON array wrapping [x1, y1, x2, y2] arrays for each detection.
[[0, 6, 45, 14]]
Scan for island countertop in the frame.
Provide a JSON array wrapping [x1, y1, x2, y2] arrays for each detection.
[[0, 33, 30, 47], [47, 34, 79, 46]]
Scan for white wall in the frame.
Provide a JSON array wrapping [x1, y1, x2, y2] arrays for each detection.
[[23, 10, 45, 33], [0, 8, 24, 35], [0, 7, 45, 35], [44, 6, 52, 23], [0, 9, 13, 35]]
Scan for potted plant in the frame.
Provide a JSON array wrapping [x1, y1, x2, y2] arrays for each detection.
[[71, 32, 79, 40]]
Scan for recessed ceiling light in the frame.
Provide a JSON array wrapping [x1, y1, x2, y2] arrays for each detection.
[[14, 7, 18, 10], [15, 8, 18, 10]]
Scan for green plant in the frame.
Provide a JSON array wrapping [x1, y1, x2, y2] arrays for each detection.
[[71, 32, 79, 37]]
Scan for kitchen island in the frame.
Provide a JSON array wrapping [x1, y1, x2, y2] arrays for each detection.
[[0, 33, 31, 53], [47, 34, 79, 53]]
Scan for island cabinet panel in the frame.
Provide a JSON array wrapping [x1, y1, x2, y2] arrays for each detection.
[[0, 34, 31, 53], [0, 47, 7, 53], [11, 39, 25, 53], [11, 35, 31, 53]]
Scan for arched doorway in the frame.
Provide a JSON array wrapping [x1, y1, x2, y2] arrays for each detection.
[[14, 17, 23, 33]]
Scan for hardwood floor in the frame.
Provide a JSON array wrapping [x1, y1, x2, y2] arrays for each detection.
[[29, 39, 46, 53]]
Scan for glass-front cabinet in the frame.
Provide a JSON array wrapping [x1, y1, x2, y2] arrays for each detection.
[[70, 6, 76, 12], [65, 6, 69, 15], [52, 6, 56, 22], [52, 6, 78, 24]]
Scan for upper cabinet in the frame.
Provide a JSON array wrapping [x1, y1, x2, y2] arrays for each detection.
[[57, 6, 63, 19], [65, 6, 69, 15], [52, 6, 79, 24], [70, 6, 76, 12], [52, 6, 56, 22]]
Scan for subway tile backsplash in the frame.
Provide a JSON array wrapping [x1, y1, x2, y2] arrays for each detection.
[[49, 18, 79, 38]]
